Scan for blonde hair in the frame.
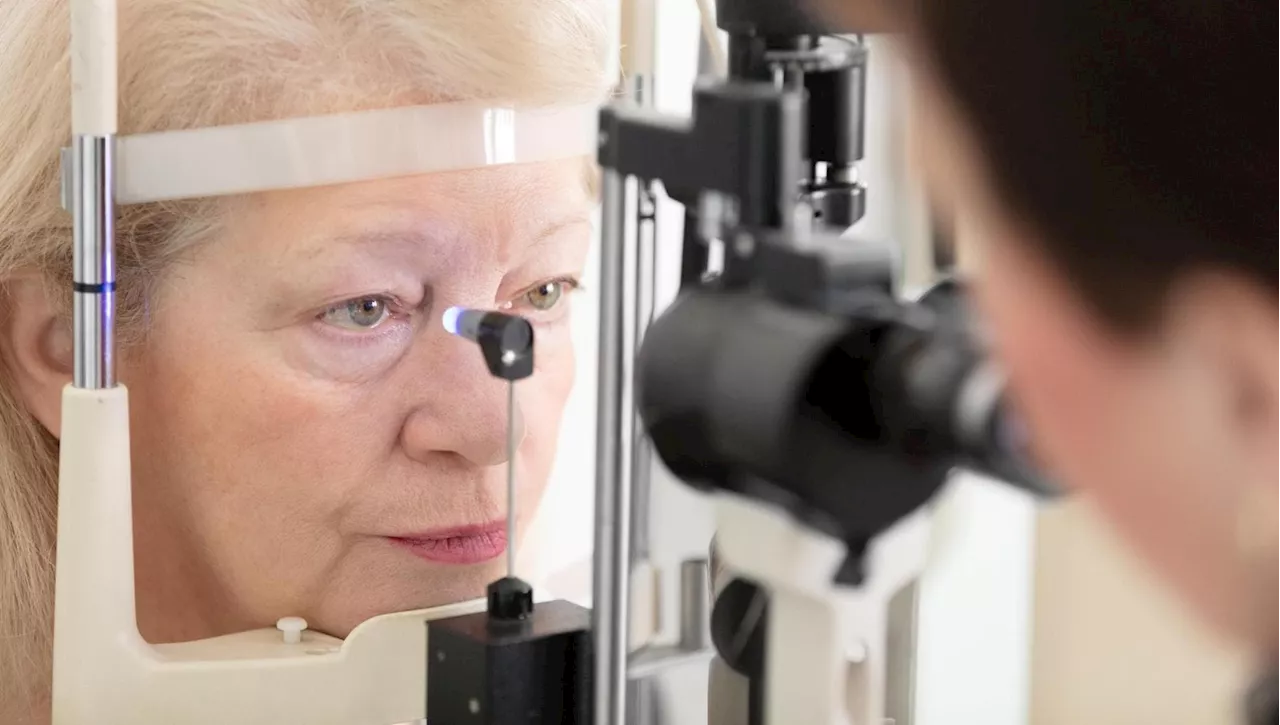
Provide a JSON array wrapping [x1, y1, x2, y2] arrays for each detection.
[[0, 0, 609, 715]]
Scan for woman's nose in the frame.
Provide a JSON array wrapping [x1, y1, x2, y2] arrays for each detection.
[[399, 332, 527, 467]]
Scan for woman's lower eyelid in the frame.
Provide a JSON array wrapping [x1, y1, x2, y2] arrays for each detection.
[[529, 299, 577, 326], [311, 319, 415, 351]]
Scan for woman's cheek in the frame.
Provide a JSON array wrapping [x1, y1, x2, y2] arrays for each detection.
[[533, 319, 576, 392], [286, 321, 417, 384]]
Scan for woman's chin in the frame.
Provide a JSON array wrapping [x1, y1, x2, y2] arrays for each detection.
[[321, 564, 505, 637]]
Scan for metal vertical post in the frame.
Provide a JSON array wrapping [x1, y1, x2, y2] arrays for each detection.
[[70, 135, 116, 390], [627, 179, 659, 725], [593, 168, 633, 725], [628, 71, 656, 566]]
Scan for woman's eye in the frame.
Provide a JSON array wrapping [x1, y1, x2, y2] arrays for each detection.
[[321, 297, 393, 330], [525, 280, 566, 311]]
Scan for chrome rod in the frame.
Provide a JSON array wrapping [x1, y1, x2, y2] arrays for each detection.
[[628, 177, 659, 725], [506, 379, 517, 577], [626, 68, 661, 725], [70, 134, 116, 390], [593, 168, 633, 725], [628, 181, 657, 561]]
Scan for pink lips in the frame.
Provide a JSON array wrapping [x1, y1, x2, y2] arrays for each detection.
[[388, 520, 508, 565]]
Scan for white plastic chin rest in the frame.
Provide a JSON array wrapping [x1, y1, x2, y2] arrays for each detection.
[[51, 384, 484, 724]]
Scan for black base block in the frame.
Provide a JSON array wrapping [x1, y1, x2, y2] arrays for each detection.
[[426, 599, 592, 724]]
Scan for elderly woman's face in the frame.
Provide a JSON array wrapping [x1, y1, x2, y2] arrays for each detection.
[[122, 158, 592, 642]]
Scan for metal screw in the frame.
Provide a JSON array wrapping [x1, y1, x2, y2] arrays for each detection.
[[436, 650, 446, 662], [468, 698, 481, 715]]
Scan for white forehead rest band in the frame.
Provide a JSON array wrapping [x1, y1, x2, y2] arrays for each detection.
[[114, 101, 599, 205]]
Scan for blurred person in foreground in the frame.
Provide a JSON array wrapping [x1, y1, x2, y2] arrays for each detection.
[[823, 0, 1276, 720]]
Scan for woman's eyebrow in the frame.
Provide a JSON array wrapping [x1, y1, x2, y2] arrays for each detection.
[[324, 212, 589, 249]]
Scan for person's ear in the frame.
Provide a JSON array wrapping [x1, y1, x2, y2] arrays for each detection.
[[0, 273, 73, 438], [1165, 271, 1278, 483]]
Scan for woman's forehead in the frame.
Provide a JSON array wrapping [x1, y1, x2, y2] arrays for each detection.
[[231, 156, 579, 221], [218, 158, 594, 268], [275, 157, 592, 215]]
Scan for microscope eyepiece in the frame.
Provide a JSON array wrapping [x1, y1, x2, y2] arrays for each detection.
[[889, 281, 1058, 497], [637, 281, 1056, 542]]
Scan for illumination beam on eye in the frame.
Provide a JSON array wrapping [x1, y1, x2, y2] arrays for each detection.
[[443, 305, 493, 343], [442, 306, 534, 357], [442, 305, 467, 337]]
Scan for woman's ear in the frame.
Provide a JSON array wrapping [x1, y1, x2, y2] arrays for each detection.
[[0, 273, 72, 438]]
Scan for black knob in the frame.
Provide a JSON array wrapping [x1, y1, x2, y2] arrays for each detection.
[[486, 576, 534, 622], [710, 577, 768, 678]]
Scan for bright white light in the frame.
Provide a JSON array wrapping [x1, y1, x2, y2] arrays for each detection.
[[442, 306, 463, 335]]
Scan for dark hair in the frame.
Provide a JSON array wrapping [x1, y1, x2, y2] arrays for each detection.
[[907, 0, 1276, 330]]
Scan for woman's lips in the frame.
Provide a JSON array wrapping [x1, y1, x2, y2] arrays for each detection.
[[387, 520, 507, 565]]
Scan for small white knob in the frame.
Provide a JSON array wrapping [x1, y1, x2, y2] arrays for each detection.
[[276, 616, 307, 645], [845, 639, 868, 664]]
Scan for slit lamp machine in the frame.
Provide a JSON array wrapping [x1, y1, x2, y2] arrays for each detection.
[[50, 0, 1054, 722]]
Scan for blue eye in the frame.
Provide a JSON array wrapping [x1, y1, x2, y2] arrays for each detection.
[[322, 297, 392, 330]]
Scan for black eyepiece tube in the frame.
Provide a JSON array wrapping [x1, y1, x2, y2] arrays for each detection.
[[903, 278, 1059, 496], [888, 332, 1057, 498], [637, 282, 1057, 543], [967, 400, 1057, 497]]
